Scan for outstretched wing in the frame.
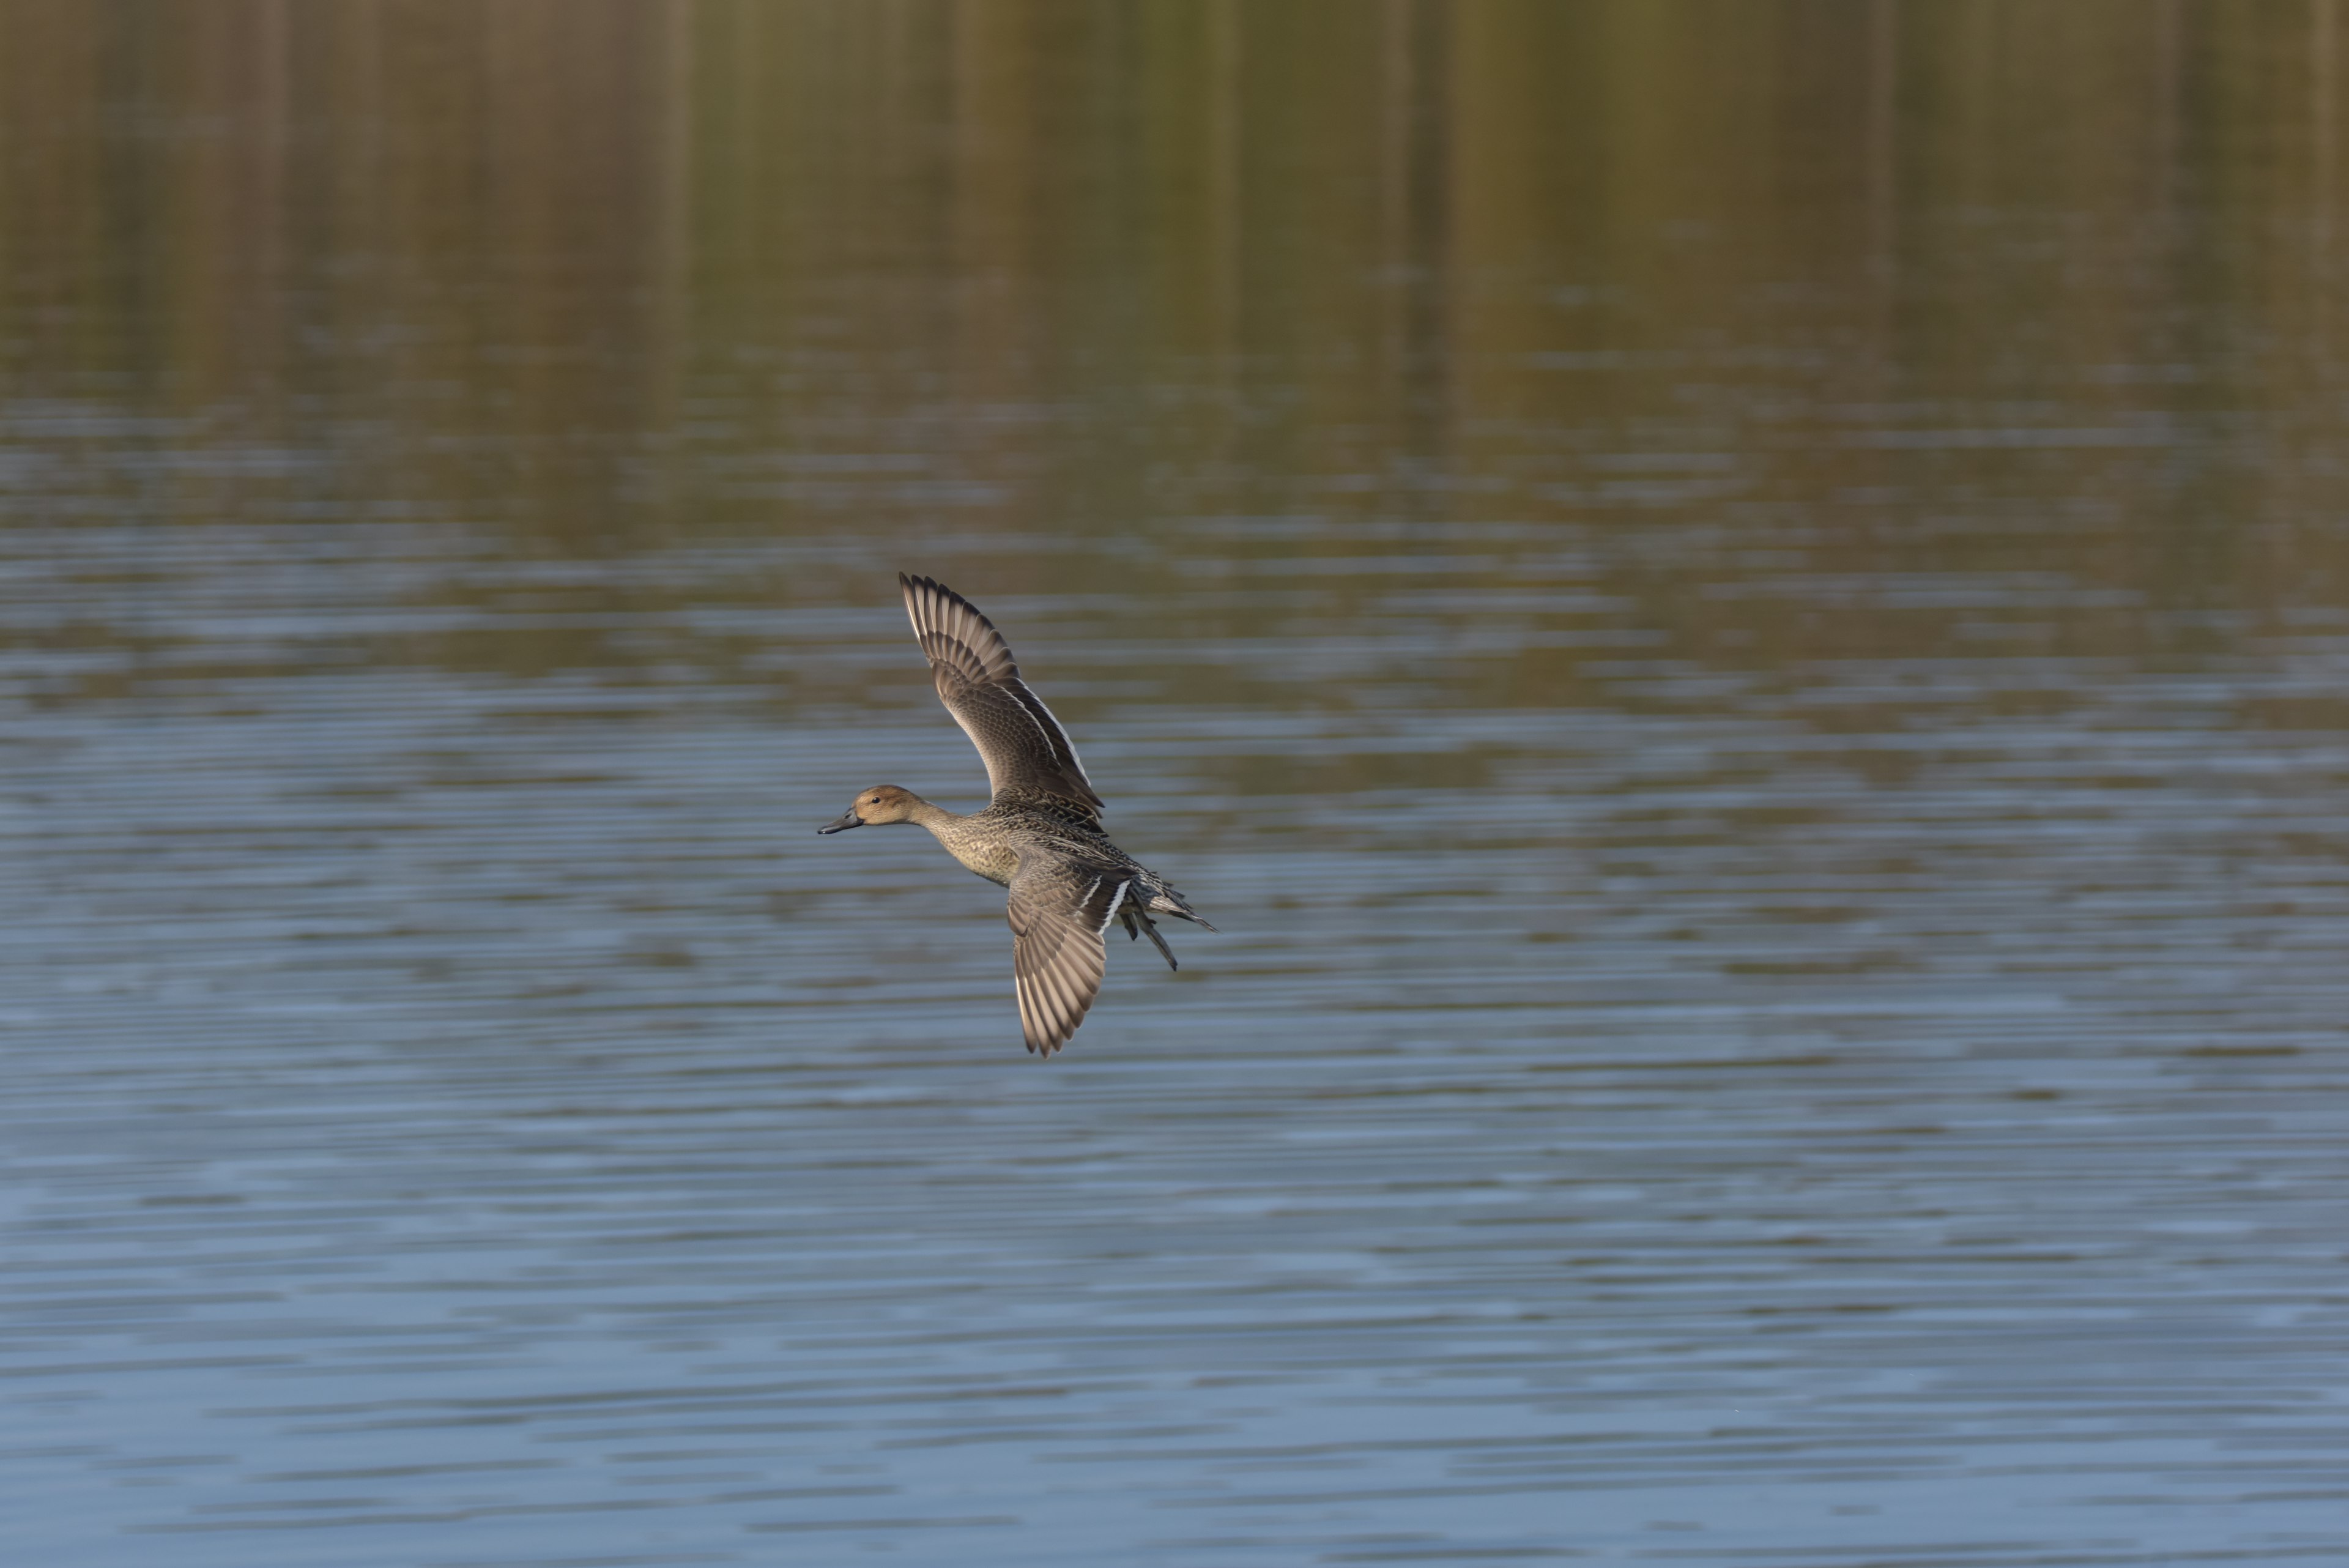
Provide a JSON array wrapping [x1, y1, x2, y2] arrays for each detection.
[[900, 573, 1104, 815], [1006, 858, 1129, 1056]]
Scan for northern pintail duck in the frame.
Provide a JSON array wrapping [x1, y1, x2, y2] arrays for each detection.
[[818, 574, 1215, 1056]]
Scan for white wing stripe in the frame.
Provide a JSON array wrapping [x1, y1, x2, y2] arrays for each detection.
[[1094, 879, 1130, 939], [1004, 678, 1092, 786], [997, 680, 1064, 771]]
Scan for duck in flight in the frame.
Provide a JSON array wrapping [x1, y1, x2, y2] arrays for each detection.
[[818, 574, 1215, 1056]]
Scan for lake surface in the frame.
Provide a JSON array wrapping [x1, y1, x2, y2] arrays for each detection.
[[6, 4, 2349, 1564]]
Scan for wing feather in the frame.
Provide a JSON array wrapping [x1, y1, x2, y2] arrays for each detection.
[[900, 573, 1103, 814], [1006, 864, 1127, 1056]]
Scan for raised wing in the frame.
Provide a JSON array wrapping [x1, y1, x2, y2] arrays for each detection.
[[1006, 858, 1129, 1055], [900, 573, 1104, 814]]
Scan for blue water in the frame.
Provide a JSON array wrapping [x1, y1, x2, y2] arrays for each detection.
[[7, 4, 2349, 1564]]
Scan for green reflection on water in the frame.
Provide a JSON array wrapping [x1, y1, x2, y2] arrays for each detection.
[[1, 0, 2345, 719]]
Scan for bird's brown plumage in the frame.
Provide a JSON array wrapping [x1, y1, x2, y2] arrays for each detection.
[[899, 573, 1103, 816], [819, 576, 1212, 1055], [1006, 860, 1129, 1055]]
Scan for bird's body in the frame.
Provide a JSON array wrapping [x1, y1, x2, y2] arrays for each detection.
[[818, 575, 1213, 1056]]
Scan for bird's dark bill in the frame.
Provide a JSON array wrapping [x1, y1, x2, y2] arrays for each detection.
[[816, 811, 864, 834]]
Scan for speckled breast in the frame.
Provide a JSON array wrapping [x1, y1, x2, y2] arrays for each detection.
[[931, 817, 1022, 886]]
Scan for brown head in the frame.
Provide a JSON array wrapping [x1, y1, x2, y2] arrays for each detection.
[[817, 784, 922, 834]]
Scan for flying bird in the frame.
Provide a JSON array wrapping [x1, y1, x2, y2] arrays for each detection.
[[818, 574, 1215, 1055]]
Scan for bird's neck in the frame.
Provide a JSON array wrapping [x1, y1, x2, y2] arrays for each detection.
[[904, 797, 960, 832]]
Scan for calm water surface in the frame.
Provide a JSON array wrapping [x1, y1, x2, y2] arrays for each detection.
[[6, 4, 2349, 1565]]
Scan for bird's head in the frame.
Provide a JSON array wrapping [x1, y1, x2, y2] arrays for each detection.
[[818, 784, 921, 833]]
